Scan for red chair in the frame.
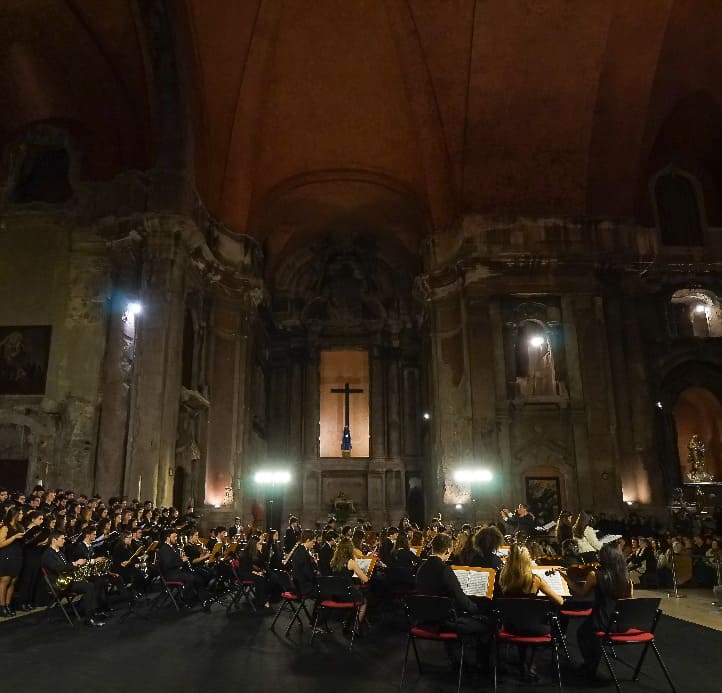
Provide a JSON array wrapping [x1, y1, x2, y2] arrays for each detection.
[[269, 569, 314, 636], [594, 597, 676, 692], [492, 597, 563, 692], [400, 595, 465, 693], [311, 576, 362, 651], [151, 571, 186, 612]]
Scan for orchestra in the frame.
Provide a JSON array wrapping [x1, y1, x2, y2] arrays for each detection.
[[1, 482, 719, 688]]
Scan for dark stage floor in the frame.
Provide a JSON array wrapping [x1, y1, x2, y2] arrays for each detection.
[[2, 596, 721, 693]]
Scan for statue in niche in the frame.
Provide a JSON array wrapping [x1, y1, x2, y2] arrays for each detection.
[[333, 491, 355, 520], [686, 434, 714, 482], [515, 321, 559, 397]]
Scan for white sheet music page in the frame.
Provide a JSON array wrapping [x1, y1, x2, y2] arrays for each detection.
[[355, 557, 372, 574], [466, 570, 490, 597], [532, 567, 570, 596]]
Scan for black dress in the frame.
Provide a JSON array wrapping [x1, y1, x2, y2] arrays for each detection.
[[0, 530, 23, 577]]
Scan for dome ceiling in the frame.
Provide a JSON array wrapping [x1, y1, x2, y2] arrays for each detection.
[[2, 1, 722, 257]]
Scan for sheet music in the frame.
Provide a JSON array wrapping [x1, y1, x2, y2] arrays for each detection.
[[532, 567, 570, 597], [601, 534, 622, 544], [535, 521, 556, 532], [409, 547, 419, 556], [496, 546, 510, 557], [452, 568, 492, 597], [355, 557, 374, 575]]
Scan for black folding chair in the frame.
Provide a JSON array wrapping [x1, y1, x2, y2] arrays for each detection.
[[594, 597, 676, 692], [41, 568, 81, 626], [226, 559, 257, 613], [401, 595, 464, 693], [269, 569, 314, 636], [149, 570, 185, 613], [492, 597, 563, 692], [311, 575, 362, 651]]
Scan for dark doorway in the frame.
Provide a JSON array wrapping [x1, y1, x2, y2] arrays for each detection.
[[0, 459, 28, 493], [173, 466, 186, 510], [406, 479, 425, 528]]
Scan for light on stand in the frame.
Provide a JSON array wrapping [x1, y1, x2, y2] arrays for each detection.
[[529, 335, 545, 348], [453, 469, 493, 483], [127, 301, 142, 316], [254, 469, 291, 531]]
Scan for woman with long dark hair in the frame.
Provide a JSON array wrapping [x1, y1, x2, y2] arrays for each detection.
[[237, 534, 270, 610], [565, 544, 633, 681], [573, 511, 603, 560], [0, 506, 25, 616]]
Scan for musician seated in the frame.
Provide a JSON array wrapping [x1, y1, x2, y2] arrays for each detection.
[[41, 530, 106, 627], [572, 511, 603, 561], [158, 530, 211, 610], [415, 533, 489, 666], [389, 531, 420, 571], [290, 529, 318, 597], [317, 530, 336, 577], [237, 534, 271, 610], [330, 537, 368, 627], [70, 526, 114, 611], [564, 544, 633, 682], [351, 528, 367, 558], [379, 526, 399, 567], [111, 530, 146, 595], [499, 543, 564, 612]]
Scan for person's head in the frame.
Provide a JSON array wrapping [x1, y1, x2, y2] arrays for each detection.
[[300, 529, 315, 549], [351, 528, 365, 550], [120, 530, 132, 546], [499, 543, 533, 594], [341, 525, 352, 538], [430, 532, 453, 559], [289, 515, 299, 527], [517, 504, 528, 517], [50, 529, 65, 549], [387, 526, 399, 541], [597, 545, 631, 599], [474, 526, 503, 557], [500, 506, 510, 519], [164, 530, 178, 545], [393, 531, 410, 552], [323, 530, 337, 545], [4, 505, 23, 529], [330, 537, 355, 571]]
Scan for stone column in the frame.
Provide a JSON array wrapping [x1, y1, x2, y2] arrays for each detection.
[[124, 221, 186, 506], [387, 348, 401, 459], [370, 345, 386, 460], [95, 234, 140, 499], [303, 346, 320, 460], [489, 300, 512, 502], [426, 283, 474, 513], [205, 287, 262, 513], [561, 295, 593, 507]]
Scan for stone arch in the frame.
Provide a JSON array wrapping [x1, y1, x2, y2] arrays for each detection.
[[0, 410, 56, 491], [651, 167, 706, 246], [668, 287, 722, 338], [672, 387, 722, 482], [658, 361, 722, 496]]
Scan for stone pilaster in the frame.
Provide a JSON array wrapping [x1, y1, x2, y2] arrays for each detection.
[[124, 220, 186, 505]]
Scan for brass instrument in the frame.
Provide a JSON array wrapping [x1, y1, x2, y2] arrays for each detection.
[[283, 541, 301, 566], [120, 543, 145, 568], [206, 541, 223, 565], [54, 558, 111, 590]]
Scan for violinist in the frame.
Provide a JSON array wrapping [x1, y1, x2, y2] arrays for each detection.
[[563, 544, 633, 682], [573, 511, 603, 561], [555, 510, 574, 545], [330, 537, 369, 627], [379, 526, 398, 567]]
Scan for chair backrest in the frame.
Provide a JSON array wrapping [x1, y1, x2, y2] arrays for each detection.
[[494, 597, 554, 632], [608, 597, 661, 634], [404, 594, 455, 626], [317, 575, 354, 601], [271, 568, 295, 593]]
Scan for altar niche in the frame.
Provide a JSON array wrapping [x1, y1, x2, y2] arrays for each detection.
[[319, 350, 370, 458]]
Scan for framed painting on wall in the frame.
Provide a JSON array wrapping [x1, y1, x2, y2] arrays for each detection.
[[525, 476, 561, 527], [0, 325, 52, 395]]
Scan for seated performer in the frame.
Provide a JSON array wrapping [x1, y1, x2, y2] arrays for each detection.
[[330, 537, 368, 626], [41, 530, 106, 627], [498, 542, 564, 681], [158, 529, 211, 610], [237, 534, 271, 610], [416, 533, 489, 667], [389, 530, 420, 570], [573, 511, 603, 561], [284, 516, 301, 555], [317, 530, 336, 577], [379, 526, 399, 567], [564, 544, 633, 682], [111, 530, 146, 595], [290, 529, 318, 596]]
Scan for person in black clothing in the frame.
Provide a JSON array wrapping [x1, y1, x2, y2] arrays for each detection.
[[111, 530, 146, 594], [290, 529, 318, 596], [262, 529, 283, 571], [469, 525, 504, 594], [237, 534, 271, 610], [158, 530, 210, 610], [389, 531, 420, 570], [415, 533, 489, 666], [41, 530, 105, 626], [379, 526, 398, 567], [566, 544, 632, 682], [515, 503, 536, 536], [284, 516, 301, 554], [317, 530, 336, 576]]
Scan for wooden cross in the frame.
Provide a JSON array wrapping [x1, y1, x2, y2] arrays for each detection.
[[330, 382, 364, 455]]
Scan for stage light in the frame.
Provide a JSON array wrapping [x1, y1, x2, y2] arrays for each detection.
[[656, 401, 663, 409], [694, 304, 706, 314], [254, 470, 291, 484], [422, 412, 431, 420], [455, 504, 462, 510], [453, 469, 493, 483], [127, 301, 142, 316], [529, 335, 544, 348]]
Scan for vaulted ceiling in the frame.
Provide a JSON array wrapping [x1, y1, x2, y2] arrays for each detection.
[[2, 1, 722, 259]]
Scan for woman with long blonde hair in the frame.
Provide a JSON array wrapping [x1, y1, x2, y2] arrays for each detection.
[[499, 542, 564, 605]]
